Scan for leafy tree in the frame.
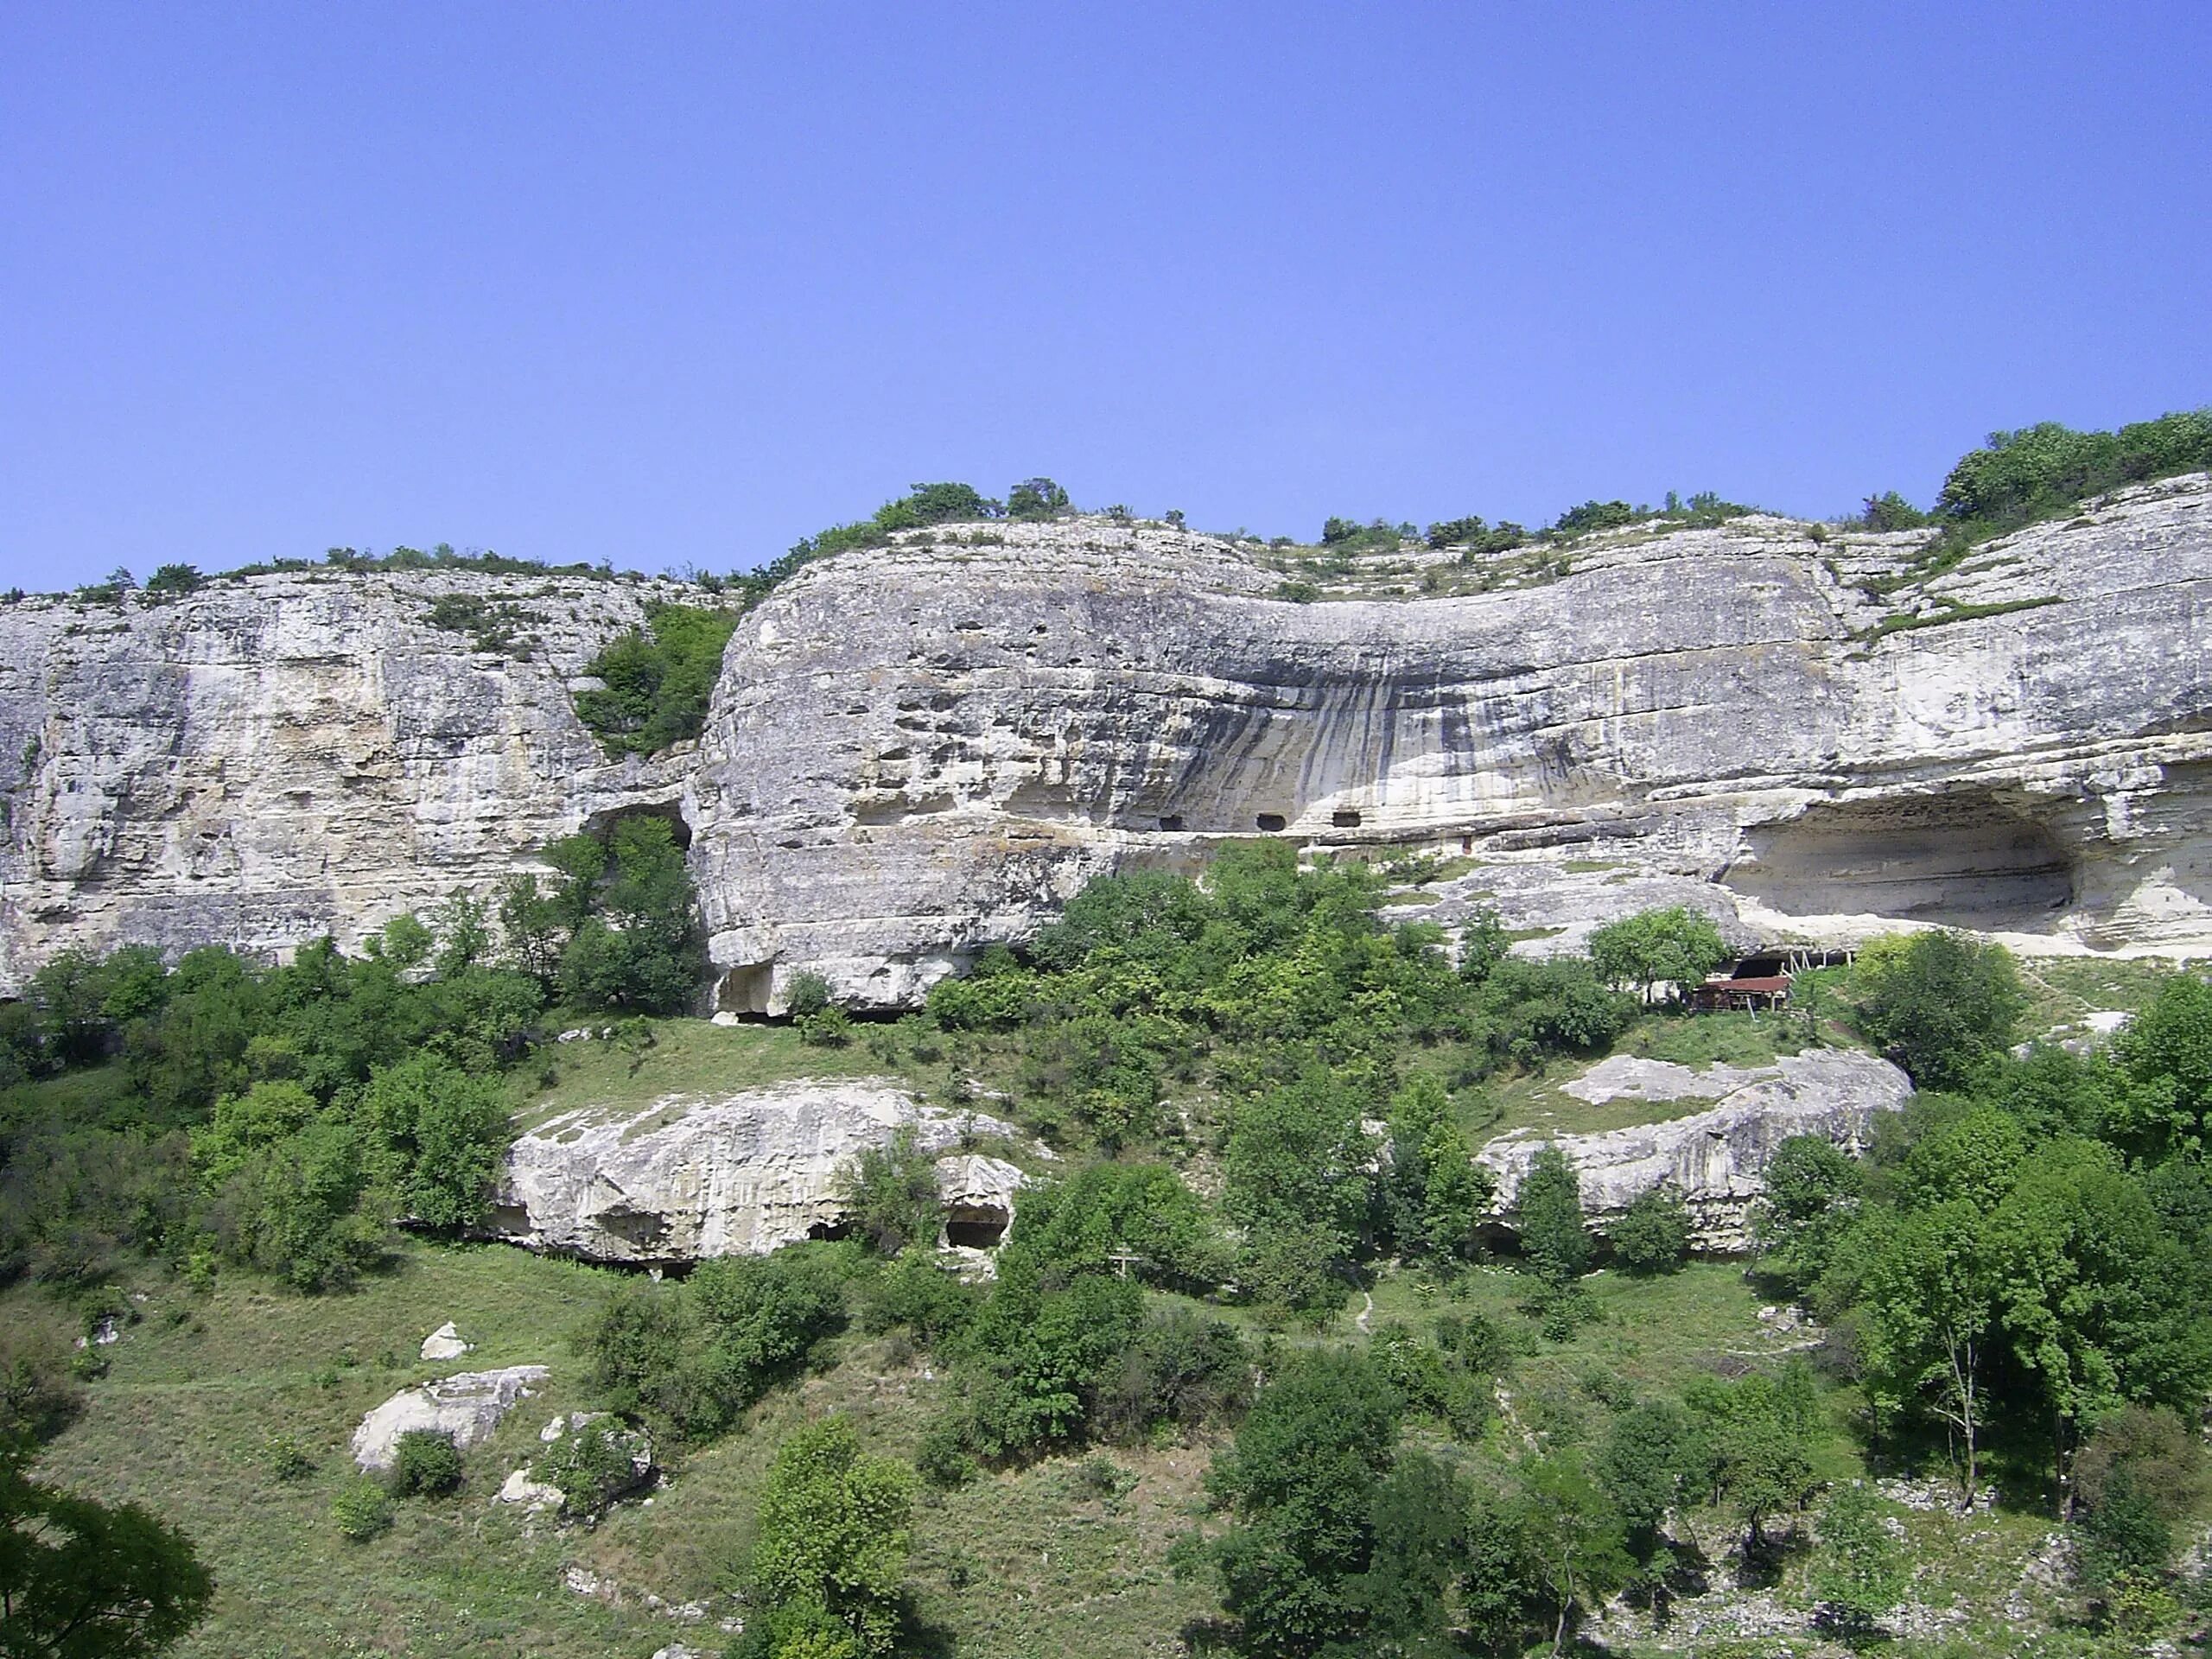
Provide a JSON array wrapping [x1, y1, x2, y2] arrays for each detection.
[[1005, 477, 1071, 520], [359, 1055, 508, 1230], [1688, 1362, 1821, 1554], [1597, 1397, 1700, 1560], [143, 563, 205, 596], [1609, 1186, 1692, 1274], [1350, 1452, 1470, 1657], [1853, 931, 2025, 1090], [1517, 1449, 1636, 1656], [558, 816, 706, 1014], [1847, 1198, 1998, 1498], [1984, 1138, 2211, 1503], [1377, 1073, 1491, 1266], [1516, 1146, 1589, 1285], [1090, 1307, 1251, 1446], [1858, 491, 1928, 531], [1223, 1069, 1375, 1310], [2109, 972, 2212, 1160], [1586, 906, 1730, 1002], [742, 1417, 917, 1658], [1473, 957, 1632, 1064], [1755, 1134, 1865, 1295], [1936, 410, 2212, 529], [1182, 1350, 1403, 1657], [994, 1161, 1229, 1293], [1812, 1484, 1908, 1636], [0, 1448, 214, 1655], [957, 1270, 1144, 1456]]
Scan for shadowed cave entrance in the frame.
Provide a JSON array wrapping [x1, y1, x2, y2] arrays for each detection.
[[1723, 791, 2075, 927]]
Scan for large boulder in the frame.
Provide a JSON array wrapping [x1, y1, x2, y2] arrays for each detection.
[[350, 1364, 550, 1471], [1477, 1047, 1912, 1252], [491, 1078, 1027, 1264]]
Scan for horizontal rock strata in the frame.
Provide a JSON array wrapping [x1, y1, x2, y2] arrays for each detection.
[[491, 1079, 1027, 1264], [1477, 1047, 1914, 1250]]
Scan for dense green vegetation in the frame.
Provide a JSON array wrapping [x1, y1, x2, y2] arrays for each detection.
[[1860, 407, 2212, 588], [572, 601, 744, 756], [15, 836, 2212, 1656]]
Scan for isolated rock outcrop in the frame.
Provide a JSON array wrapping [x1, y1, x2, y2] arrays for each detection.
[[1477, 1047, 1913, 1251], [491, 1079, 1027, 1264], [350, 1364, 550, 1471], [4, 476, 2209, 997], [419, 1321, 472, 1362]]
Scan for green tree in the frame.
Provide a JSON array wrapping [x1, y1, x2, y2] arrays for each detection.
[[1183, 1350, 1404, 1658], [1516, 1146, 1589, 1285], [1754, 1135, 1864, 1295], [1609, 1186, 1692, 1275], [1517, 1449, 1635, 1656], [572, 601, 741, 757], [359, 1055, 508, 1230], [1848, 1198, 1998, 1499], [1222, 1069, 1375, 1310], [1984, 1138, 2212, 1504], [1853, 931, 2025, 1090], [0, 1449, 214, 1656], [1351, 1452, 1470, 1658], [2109, 972, 2212, 1160], [1586, 906, 1730, 1002], [1006, 477, 1071, 520], [1688, 1362, 1821, 1555], [836, 1129, 943, 1255], [1812, 1484, 1908, 1637], [743, 1417, 917, 1659], [1378, 1073, 1491, 1265]]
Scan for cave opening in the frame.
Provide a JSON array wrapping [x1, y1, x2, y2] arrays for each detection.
[[944, 1207, 1009, 1249], [582, 798, 692, 849], [1723, 791, 2075, 927], [1255, 812, 1287, 832]]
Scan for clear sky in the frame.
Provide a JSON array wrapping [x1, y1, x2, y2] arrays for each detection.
[[3, 3, 2208, 590]]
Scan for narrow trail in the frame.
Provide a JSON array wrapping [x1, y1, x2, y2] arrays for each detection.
[[1357, 1291, 1374, 1333]]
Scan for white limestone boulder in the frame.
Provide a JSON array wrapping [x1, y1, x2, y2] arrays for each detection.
[[350, 1364, 550, 1471], [419, 1321, 472, 1362], [491, 1079, 1028, 1263], [1478, 1046, 1912, 1252]]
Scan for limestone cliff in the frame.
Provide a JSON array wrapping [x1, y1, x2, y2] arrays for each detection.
[[3, 474, 2209, 999], [0, 569, 709, 988]]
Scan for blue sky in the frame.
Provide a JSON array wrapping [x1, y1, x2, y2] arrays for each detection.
[[3, 3, 2208, 590]]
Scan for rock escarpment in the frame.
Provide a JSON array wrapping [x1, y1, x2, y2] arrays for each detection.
[[490, 1079, 1028, 1265], [1475, 1047, 1914, 1250], [690, 475, 2212, 1008], [0, 569, 709, 988], [3, 475, 2209, 998]]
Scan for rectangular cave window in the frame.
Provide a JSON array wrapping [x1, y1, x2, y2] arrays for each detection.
[[1255, 812, 1287, 832], [1332, 809, 1363, 829], [1158, 815, 1185, 832]]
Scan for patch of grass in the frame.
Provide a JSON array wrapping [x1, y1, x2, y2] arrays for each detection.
[[1618, 1010, 1817, 1070], [22, 1242, 666, 1659], [2015, 954, 2188, 1033], [512, 1015, 931, 1129], [1559, 858, 1625, 874]]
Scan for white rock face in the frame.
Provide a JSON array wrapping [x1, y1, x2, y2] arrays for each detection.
[[0, 569, 717, 989], [491, 1079, 1027, 1263], [4, 479, 2209, 1000], [1478, 1047, 1913, 1250], [419, 1321, 472, 1361], [350, 1364, 550, 1471]]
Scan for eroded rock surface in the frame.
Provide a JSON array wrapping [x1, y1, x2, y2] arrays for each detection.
[[1478, 1047, 1913, 1250], [491, 1078, 1027, 1263], [5, 477, 2209, 998], [350, 1364, 550, 1471]]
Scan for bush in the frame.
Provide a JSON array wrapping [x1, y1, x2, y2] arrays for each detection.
[[388, 1428, 465, 1497], [261, 1433, 315, 1482], [1610, 1187, 1693, 1274], [838, 1129, 943, 1255], [332, 1478, 395, 1540], [742, 1416, 918, 1658], [538, 1417, 652, 1515], [572, 601, 741, 757], [1516, 1146, 1590, 1284], [1090, 1307, 1251, 1444], [1007, 477, 1071, 520]]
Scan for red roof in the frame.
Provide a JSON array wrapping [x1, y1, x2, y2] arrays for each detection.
[[1702, 976, 1791, 993]]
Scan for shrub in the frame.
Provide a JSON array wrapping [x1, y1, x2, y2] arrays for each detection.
[[332, 1478, 395, 1540], [388, 1428, 465, 1497], [1610, 1187, 1693, 1274], [1516, 1146, 1589, 1284], [572, 601, 741, 757], [1007, 477, 1071, 520], [1812, 1484, 1908, 1634], [1090, 1307, 1252, 1444], [742, 1416, 918, 1658], [838, 1129, 944, 1255], [261, 1433, 315, 1482], [538, 1417, 652, 1515]]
